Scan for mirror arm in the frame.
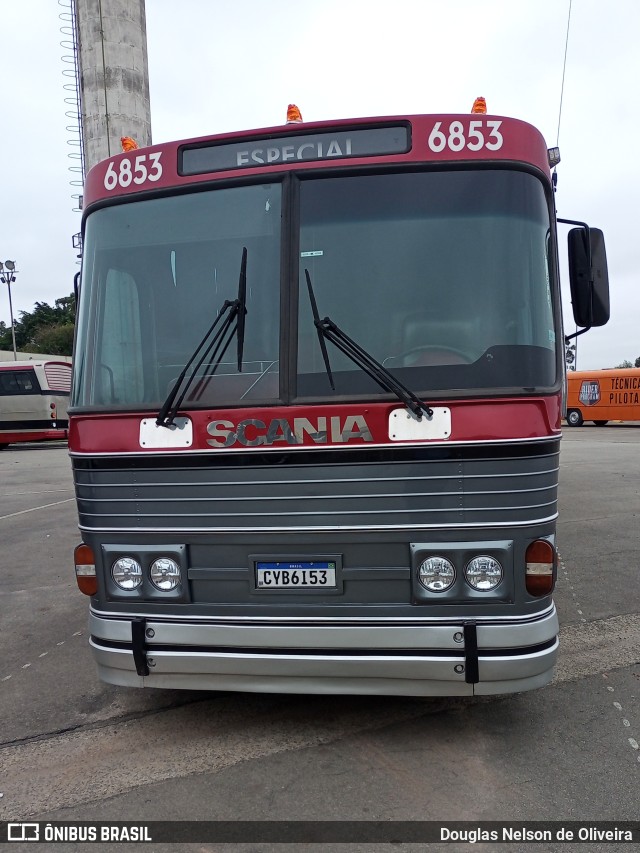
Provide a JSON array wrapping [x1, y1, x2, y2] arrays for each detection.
[[557, 217, 592, 272], [564, 326, 591, 344]]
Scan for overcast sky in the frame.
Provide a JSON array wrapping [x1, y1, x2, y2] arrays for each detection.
[[1, 0, 638, 369]]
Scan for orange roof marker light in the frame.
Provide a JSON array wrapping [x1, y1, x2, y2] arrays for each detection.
[[286, 104, 303, 124], [121, 136, 139, 152], [471, 97, 487, 114]]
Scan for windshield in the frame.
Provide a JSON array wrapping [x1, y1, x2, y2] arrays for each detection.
[[297, 170, 556, 398], [73, 184, 281, 410], [72, 170, 557, 411]]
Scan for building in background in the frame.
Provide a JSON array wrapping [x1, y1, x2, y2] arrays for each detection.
[[0, 351, 72, 363]]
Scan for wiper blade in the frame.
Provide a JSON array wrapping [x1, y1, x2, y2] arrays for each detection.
[[156, 248, 248, 427], [156, 300, 238, 427], [236, 246, 247, 371], [305, 269, 433, 419], [305, 269, 335, 390]]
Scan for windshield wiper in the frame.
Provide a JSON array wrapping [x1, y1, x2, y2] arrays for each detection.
[[236, 245, 247, 370], [305, 269, 433, 419], [156, 247, 248, 427]]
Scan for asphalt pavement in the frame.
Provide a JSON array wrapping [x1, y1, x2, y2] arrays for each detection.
[[0, 431, 638, 852]]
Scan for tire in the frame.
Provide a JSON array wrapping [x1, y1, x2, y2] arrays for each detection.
[[566, 409, 583, 427], [594, 420, 609, 426]]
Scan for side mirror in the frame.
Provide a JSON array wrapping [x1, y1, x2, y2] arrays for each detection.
[[568, 227, 610, 328]]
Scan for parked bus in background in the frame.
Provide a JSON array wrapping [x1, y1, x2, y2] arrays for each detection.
[[70, 101, 609, 697], [0, 360, 72, 448], [566, 368, 640, 426]]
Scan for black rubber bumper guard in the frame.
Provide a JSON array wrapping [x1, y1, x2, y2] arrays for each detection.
[[131, 617, 150, 677], [464, 621, 479, 684]]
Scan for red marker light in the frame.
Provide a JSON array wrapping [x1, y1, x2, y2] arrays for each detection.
[[74, 543, 98, 596], [525, 540, 555, 596]]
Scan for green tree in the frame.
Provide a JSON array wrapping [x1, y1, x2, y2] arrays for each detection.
[[0, 320, 11, 351], [616, 360, 633, 369], [32, 323, 75, 355], [0, 295, 75, 356], [635, 357, 640, 368]]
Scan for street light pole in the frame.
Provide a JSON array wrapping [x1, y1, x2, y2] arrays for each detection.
[[0, 260, 18, 360]]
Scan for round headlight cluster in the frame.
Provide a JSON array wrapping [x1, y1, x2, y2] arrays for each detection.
[[418, 556, 456, 592], [111, 556, 181, 591], [150, 558, 181, 591], [464, 555, 503, 591], [111, 557, 142, 590], [417, 555, 504, 592]]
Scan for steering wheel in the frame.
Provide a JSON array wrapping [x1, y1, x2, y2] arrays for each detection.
[[401, 345, 472, 366]]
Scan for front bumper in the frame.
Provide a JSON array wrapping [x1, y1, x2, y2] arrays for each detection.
[[88, 605, 559, 697]]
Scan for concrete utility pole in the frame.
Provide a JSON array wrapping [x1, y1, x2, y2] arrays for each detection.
[[75, 0, 152, 174]]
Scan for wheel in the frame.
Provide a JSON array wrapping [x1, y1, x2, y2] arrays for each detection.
[[593, 420, 608, 426], [401, 345, 472, 366], [566, 409, 583, 427]]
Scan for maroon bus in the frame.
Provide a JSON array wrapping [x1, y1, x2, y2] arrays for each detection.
[[70, 102, 608, 695]]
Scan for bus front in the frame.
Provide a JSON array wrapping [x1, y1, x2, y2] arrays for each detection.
[[70, 110, 564, 696]]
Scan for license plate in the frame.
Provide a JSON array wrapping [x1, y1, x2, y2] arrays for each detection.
[[256, 560, 337, 589]]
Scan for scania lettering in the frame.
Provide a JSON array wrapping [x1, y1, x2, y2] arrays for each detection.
[[206, 414, 373, 447], [70, 102, 609, 696]]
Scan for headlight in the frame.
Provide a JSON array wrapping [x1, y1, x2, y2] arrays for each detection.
[[150, 557, 181, 591], [111, 557, 142, 590], [418, 556, 456, 592], [465, 555, 503, 591]]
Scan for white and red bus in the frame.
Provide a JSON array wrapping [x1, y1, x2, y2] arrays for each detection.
[[70, 103, 608, 696], [0, 359, 71, 448]]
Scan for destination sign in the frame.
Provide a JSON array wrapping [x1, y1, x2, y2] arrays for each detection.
[[180, 126, 409, 174]]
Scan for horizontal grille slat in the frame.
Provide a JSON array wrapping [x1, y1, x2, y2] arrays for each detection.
[[73, 445, 559, 531]]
